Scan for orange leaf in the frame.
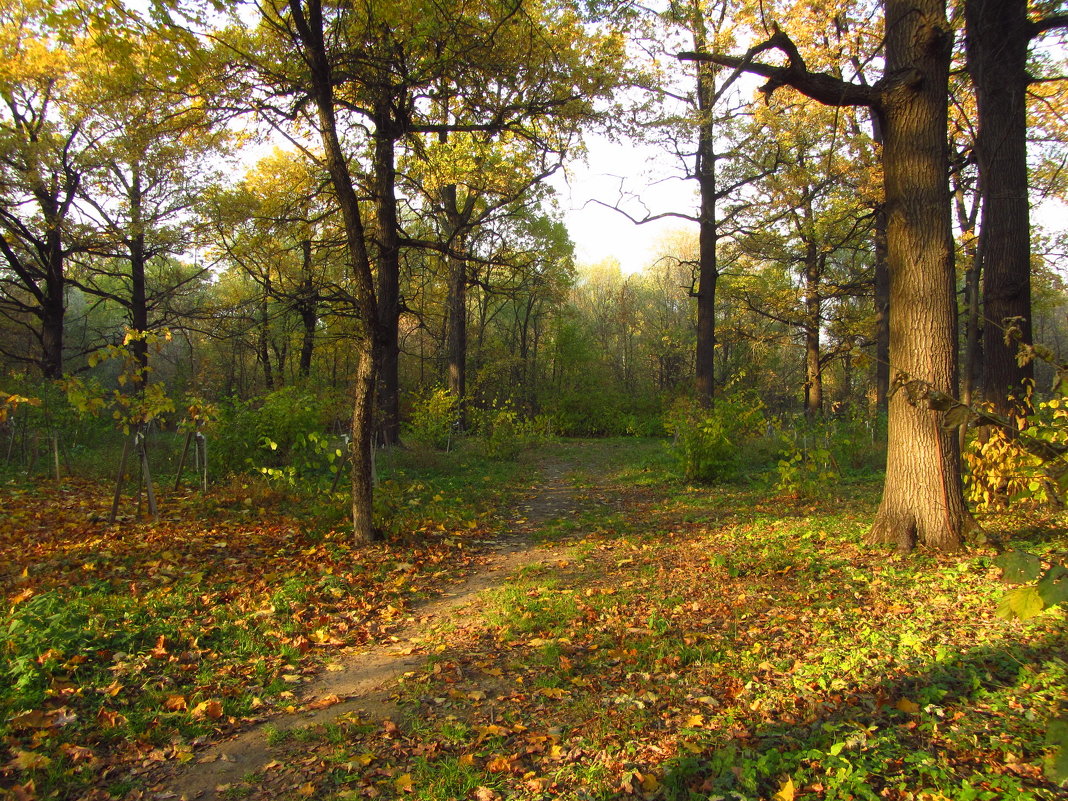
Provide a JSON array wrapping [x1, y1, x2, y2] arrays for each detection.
[[306, 693, 341, 711], [164, 695, 188, 712], [191, 700, 224, 720]]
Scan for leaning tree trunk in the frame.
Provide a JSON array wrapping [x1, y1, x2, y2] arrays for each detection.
[[288, 0, 383, 544], [868, 0, 971, 551], [965, 0, 1033, 420]]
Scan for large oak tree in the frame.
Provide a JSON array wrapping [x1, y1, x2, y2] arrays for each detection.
[[683, 0, 972, 550]]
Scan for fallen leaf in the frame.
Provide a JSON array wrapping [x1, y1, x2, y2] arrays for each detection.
[[394, 773, 414, 793], [163, 695, 188, 712], [191, 699, 224, 720], [8, 751, 51, 771], [307, 693, 342, 710], [895, 698, 920, 714], [773, 777, 796, 801]]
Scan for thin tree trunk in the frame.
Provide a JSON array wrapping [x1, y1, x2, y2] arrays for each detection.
[[259, 275, 274, 391], [298, 238, 317, 378], [287, 0, 383, 543], [803, 237, 823, 417], [694, 41, 718, 408], [374, 103, 402, 447], [441, 182, 468, 427]]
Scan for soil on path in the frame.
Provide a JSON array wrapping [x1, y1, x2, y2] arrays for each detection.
[[151, 459, 590, 800]]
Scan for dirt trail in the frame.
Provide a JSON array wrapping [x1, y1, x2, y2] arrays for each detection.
[[153, 460, 585, 800]]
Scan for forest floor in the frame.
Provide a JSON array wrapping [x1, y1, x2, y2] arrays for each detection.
[[1, 439, 1066, 801]]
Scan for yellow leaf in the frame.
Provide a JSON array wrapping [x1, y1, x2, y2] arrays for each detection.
[[684, 714, 705, 728], [773, 777, 796, 801], [895, 698, 921, 714], [191, 699, 224, 719], [296, 782, 316, 797], [394, 773, 414, 792], [9, 750, 51, 771]]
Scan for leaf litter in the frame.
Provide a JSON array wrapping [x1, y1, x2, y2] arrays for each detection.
[[1, 440, 1066, 800]]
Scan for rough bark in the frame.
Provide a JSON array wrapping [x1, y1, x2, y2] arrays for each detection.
[[965, 0, 1033, 418], [680, 0, 972, 551], [867, 0, 969, 551], [38, 200, 65, 380], [128, 166, 149, 383]]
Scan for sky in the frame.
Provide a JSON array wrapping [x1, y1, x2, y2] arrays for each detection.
[[549, 135, 699, 275]]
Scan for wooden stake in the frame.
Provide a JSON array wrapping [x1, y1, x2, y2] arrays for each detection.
[[110, 433, 133, 525], [174, 430, 194, 491]]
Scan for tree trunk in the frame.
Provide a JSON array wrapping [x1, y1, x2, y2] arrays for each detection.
[[374, 104, 402, 447], [128, 165, 149, 383], [965, 0, 1033, 419], [259, 275, 274, 391], [694, 43, 718, 408], [350, 335, 377, 540], [803, 235, 823, 417], [868, 0, 970, 551], [298, 238, 316, 378], [39, 206, 65, 380], [288, 0, 382, 544], [442, 182, 468, 427], [873, 202, 890, 414]]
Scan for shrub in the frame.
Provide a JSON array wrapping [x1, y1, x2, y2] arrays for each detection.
[[209, 387, 341, 482], [666, 395, 766, 483], [474, 402, 553, 461], [406, 386, 460, 450]]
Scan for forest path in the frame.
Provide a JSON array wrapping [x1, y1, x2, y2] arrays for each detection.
[[153, 453, 602, 800]]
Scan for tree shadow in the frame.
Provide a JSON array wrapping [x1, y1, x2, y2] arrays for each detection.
[[653, 632, 1067, 800]]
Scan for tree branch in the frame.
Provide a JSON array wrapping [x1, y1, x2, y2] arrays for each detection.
[[679, 30, 875, 108]]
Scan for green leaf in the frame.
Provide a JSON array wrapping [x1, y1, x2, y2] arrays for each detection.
[[995, 551, 1044, 583], [996, 586, 1046, 620], [1045, 715, 1068, 782], [1037, 567, 1068, 609]]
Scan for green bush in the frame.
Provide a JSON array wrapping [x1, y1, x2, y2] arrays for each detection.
[[666, 395, 766, 483], [406, 386, 460, 450], [474, 402, 553, 460], [209, 387, 342, 482]]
